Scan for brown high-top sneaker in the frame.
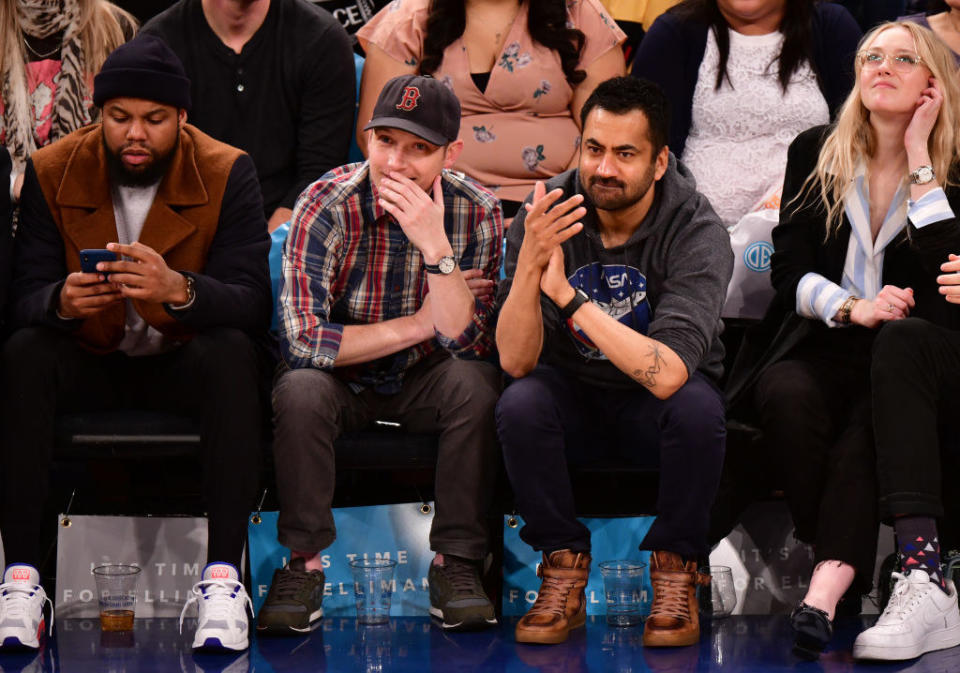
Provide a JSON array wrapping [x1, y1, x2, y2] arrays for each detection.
[[515, 550, 591, 644], [642, 551, 709, 647]]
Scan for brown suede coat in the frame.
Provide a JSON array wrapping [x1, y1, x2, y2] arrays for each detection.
[[30, 123, 244, 352]]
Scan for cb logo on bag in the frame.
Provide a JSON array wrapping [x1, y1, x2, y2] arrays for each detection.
[[744, 241, 773, 273]]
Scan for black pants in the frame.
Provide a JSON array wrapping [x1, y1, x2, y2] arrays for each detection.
[[0, 326, 264, 570], [271, 352, 501, 560], [872, 318, 960, 525], [754, 329, 878, 593], [495, 365, 726, 559]]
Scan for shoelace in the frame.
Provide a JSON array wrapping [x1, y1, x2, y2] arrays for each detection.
[[527, 574, 579, 617], [882, 572, 929, 621], [178, 580, 252, 634], [648, 576, 692, 621], [440, 560, 480, 596], [271, 568, 316, 601], [0, 581, 54, 636]]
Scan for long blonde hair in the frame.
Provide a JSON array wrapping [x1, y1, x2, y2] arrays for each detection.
[[804, 21, 960, 235], [0, 0, 135, 84]]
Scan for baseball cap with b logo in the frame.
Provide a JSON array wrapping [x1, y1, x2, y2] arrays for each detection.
[[363, 74, 461, 146]]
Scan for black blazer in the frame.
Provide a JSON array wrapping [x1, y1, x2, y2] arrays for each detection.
[[726, 125, 960, 410]]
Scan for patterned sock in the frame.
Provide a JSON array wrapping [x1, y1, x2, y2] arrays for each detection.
[[894, 516, 947, 593]]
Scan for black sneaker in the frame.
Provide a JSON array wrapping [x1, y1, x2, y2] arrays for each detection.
[[256, 557, 325, 636], [428, 555, 497, 631]]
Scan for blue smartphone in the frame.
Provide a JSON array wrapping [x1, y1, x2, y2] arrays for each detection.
[[79, 249, 117, 275]]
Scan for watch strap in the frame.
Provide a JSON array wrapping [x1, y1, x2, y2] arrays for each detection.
[[559, 288, 589, 320], [424, 255, 456, 274]]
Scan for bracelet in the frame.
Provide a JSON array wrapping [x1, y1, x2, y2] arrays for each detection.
[[838, 295, 858, 324], [167, 274, 196, 311]]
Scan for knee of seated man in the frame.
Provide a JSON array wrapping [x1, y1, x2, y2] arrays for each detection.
[[190, 327, 256, 362], [186, 327, 259, 385], [661, 375, 725, 430], [439, 359, 500, 410], [272, 366, 343, 418], [495, 371, 559, 430], [2, 326, 73, 379]]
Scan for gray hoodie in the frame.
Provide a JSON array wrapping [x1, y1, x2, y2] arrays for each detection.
[[498, 156, 733, 389]]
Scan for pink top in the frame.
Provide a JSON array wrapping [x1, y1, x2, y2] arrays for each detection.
[[359, 0, 625, 202]]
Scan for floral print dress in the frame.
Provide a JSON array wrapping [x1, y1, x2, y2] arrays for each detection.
[[358, 0, 625, 203]]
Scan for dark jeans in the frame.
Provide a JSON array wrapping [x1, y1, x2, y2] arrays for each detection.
[[872, 318, 960, 523], [495, 365, 726, 559], [0, 326, 264, 570], [272, 352, 501, 561], [753, 329, 878, 592]]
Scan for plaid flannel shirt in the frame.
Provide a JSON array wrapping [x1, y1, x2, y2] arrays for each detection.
[[279, 162, 503, 393]]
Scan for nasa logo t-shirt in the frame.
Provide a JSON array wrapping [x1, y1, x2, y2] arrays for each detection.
[[564, 262, 651, 360]]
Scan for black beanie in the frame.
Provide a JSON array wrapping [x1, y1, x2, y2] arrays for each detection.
[[93, 34, 191, 111]]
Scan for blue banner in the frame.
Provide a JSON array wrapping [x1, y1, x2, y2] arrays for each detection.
[[502, 515, 656, 616], [248, 504, 435, 616]]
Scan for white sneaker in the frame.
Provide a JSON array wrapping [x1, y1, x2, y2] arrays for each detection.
[[0, 565, 52, 650], [854, 570, 960, 660], [180, 563, 252, 651]]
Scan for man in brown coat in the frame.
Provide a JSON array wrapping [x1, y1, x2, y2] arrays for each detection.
[[0, 35, 271, 654]]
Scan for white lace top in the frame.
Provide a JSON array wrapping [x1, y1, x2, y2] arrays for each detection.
[[681, 28, 829, 228]]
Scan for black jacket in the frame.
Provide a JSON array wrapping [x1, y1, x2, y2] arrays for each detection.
[[726, 125, 960, 410]]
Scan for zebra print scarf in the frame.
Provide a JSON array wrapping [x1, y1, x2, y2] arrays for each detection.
[[3, 0, 90, 174]]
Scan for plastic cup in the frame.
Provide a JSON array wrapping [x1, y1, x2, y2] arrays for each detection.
[[349, 558, 397, 625], [699, 565, 736, 618], [92, 564, 141, 632], [599, 560, 646, 627]]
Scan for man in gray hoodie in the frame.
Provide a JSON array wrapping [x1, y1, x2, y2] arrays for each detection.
[[496, 77, 733, 647]]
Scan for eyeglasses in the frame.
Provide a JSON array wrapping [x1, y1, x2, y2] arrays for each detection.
[[857, 50, 925, 73]]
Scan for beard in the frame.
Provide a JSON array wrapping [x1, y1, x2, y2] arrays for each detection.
[[103, 133, 178, 188], [583, 160, 657, 212]]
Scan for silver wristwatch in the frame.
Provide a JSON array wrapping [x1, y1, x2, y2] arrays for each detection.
[[909, 165, 935, 185], [425, 255, 457, 275]]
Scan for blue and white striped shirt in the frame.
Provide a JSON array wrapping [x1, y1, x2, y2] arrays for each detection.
[[795, 173, 955, 326]]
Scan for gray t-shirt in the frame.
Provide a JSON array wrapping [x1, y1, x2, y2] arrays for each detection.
[[112, 181, 169, 356]]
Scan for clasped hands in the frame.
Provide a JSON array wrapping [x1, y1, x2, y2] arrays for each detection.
[[58, 241, 189, 320], [516, 181, 586, 305], [845, 251, 960, 327]]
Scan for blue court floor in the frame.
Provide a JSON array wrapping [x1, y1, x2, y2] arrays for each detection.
[[2, 615, 960, 672]]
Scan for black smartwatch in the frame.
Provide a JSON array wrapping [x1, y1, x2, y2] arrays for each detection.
[[559, 288, 589, 320]]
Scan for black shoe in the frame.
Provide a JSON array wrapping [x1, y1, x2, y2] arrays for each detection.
[[256, 557, 325, 636], [428, 555, 497, 631], [790, 602, 833, 660]]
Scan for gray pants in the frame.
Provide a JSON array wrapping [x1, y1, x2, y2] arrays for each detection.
[[272, 352, 501, 560]]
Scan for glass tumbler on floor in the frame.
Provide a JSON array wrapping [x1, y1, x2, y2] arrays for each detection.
[[599, 560, 646, 627], [350, 558, 398, 625]]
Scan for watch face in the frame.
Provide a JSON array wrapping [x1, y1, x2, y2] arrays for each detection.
[[914, 166, 934, 184], [438, 256, 456, 274]]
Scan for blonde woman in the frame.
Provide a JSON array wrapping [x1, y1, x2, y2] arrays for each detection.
[[1, 0, 136, 203], [726, 21, 960, 660]]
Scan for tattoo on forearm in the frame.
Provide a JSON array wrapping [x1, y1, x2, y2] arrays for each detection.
[[632, 344, 664, 389]]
